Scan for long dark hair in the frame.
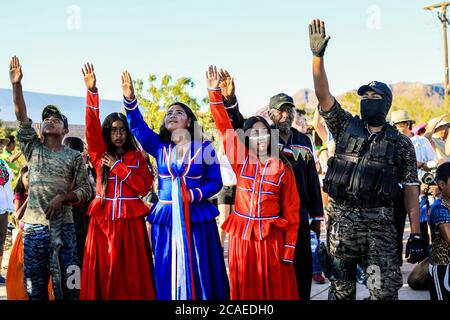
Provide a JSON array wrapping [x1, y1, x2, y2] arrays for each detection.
[[14, 166, 29, 194], [159, 102, 203, 143], [6, 135, 15, 148], [63, 137, 84, 153], [101, 113, 139, 199], [243, 116, 291, 168]]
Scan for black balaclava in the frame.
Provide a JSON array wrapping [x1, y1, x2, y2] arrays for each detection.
[[360, 97, 391, 127]]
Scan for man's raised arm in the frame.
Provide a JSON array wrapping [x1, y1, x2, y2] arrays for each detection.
[[9, 56, 28, 123], [309, 19, 335, 112]]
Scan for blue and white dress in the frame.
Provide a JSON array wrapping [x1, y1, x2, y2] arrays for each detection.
[[124, 97, 230, 300]]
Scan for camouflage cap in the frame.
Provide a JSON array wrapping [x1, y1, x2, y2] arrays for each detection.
[[269, 93, 296, 110], [42, 105, 68, 129]]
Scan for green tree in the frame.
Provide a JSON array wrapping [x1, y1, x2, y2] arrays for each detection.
[[330, 92, 444, 125], [0, 122, 24, 185], [338, 91, 361, 116], [390, 95, 444, 124]]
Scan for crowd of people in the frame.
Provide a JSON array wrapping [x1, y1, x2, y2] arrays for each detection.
[[0, 19, 449, 301]]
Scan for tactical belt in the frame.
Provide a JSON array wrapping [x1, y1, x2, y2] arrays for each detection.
[[333, 198, 392, 209]]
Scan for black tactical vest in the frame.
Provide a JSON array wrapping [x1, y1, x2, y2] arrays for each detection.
[[323, 117, 401, 207]]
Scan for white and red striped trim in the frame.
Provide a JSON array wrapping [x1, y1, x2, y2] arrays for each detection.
[[195, 188, 203, 201], [110, 160, 121, 171], [189, 189, 195, 203]]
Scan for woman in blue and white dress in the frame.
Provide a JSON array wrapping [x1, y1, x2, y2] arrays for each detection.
[[120, 71, 229, 300]]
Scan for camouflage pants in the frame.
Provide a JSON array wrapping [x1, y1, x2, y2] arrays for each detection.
[[326, 201, 403, 300], [23, 223, 80, 300]]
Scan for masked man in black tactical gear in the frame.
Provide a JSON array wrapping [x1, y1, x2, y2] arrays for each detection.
[[309, 19, 424, 300]]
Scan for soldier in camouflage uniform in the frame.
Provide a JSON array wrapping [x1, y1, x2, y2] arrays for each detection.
[[9, 56, 92, 300], [308, 20, 425, 300]]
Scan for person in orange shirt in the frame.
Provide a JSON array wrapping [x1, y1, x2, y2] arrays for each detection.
[[207, 65, 300, 300]]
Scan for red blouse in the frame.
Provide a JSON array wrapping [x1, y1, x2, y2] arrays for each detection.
[[86, 90, 153, 220], [209, 88, 300, 262]]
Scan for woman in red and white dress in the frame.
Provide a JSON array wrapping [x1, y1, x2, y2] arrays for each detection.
[[206, 66, 300, 300], [80, 63, 155, 300]]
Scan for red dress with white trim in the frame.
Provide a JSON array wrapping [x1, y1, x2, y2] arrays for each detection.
[[80, 90, 155, 300], [209, 88, 300, 300]]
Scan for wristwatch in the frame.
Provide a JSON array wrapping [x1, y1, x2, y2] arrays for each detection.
[[410, 233, 422, 240]]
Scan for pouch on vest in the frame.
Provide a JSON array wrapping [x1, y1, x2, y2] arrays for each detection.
[[323, 156, 357, 200]]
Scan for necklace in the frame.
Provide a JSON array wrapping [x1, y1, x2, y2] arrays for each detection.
[[441, 197, 450, 211]]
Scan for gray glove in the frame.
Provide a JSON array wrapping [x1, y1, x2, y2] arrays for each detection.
[[309, 19, 331, 57]]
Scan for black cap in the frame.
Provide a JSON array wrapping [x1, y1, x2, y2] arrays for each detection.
[[357, 81, 392, 102], [269, 93, 296, 110], [42, 105, 68, 129]]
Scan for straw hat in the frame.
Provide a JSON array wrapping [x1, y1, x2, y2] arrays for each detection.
[[390, 110, 416, 125], [428, 116, 450, 131], [436, 119, 450, 130]]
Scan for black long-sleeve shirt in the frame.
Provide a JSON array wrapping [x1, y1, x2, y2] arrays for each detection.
[[223, 96, 324, 222]]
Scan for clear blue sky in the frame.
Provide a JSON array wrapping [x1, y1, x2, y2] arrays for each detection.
[[0, 0, 445, 115]]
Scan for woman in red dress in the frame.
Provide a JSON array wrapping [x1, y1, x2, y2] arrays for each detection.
[[80, 63, 155, 300], [206, 66, 300, 300]]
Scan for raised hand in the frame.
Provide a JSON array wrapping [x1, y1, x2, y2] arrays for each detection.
[[309, 19, 331, 57], [121, 70, 135, 100], [205, 65, 221, 89], [10, 56, 28, 122], [82, 63, 97, 91], [218, 69, 235, 100], [9, 56, 23, 84]]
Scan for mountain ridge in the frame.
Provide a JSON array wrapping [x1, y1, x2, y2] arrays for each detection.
[[0, 88, 122, 125], [1, 82, 446, 125]]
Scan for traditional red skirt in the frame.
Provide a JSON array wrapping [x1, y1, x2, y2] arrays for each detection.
[[80, 216, 155, 300], [227, 226, 299, 300]]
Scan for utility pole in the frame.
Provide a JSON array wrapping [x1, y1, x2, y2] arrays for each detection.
[[425, 2, 450, 112]]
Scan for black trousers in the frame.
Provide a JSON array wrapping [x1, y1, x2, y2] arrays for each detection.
[[393, 190, 407, 266], [72, 206, 90, 265], [294, 215, 312, 300], [0, 213, 8, 258], [429, 264, 450, 300]]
